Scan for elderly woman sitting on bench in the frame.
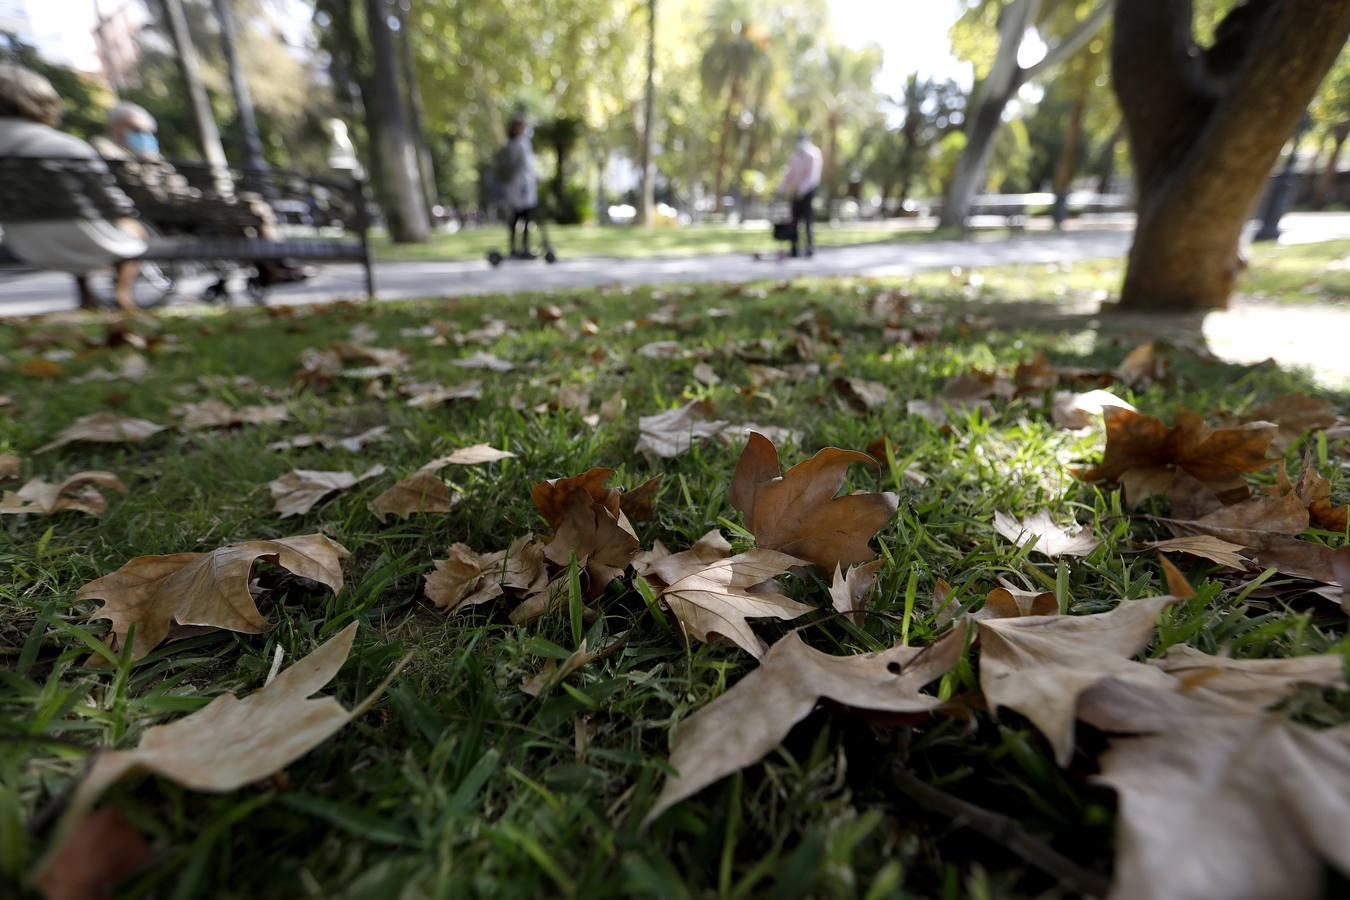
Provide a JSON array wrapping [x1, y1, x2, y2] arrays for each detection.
[[0, 64, 147, 310]]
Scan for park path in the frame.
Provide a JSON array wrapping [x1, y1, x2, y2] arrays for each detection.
[[2, 217, 1348, 388]]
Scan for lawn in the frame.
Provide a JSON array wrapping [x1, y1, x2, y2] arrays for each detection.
[[2, 268, 1347, 898], [370, 220, 959, 263]]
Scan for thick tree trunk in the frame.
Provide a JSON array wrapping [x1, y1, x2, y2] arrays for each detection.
[[939, 90, 1009, 229], [364, 0, 429, 243], [1313, 123, 1349, 208], [1052, 72, 1090, 228], [158, 0, 231, 195], [396, 4, 437, 218], [212, 0, 267, 177], [1113, 0, 1350, 311], [1093, 125, 1120, 195]]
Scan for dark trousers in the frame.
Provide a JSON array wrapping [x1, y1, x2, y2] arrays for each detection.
[[509, 206, 535, 253], [790, 189, 815, 257]]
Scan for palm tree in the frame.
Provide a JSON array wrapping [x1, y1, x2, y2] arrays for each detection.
[[700, 0, 771, 213]]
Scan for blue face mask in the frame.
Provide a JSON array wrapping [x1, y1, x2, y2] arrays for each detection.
[[125, 131, 159, 156]]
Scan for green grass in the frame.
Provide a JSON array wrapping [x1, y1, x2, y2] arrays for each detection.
[[1, 269, 1347, 898], [371, 221, 966, 263], [905, 238, 1350, 305]]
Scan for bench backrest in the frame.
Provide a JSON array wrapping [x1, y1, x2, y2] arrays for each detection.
[[0, 156, 136, 223]]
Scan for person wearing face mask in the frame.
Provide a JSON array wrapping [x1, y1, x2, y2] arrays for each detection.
[[94, 103, 308, 287], [0, 64, 147, 309]]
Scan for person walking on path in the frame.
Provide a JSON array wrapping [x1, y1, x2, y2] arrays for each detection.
[[0, 64, 147, 309], [496, 115, 539, 259], [778, 131, 822, 258]]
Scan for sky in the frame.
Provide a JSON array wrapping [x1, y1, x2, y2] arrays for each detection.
[[829, 0, 971, 96], [26, 0, 972, 96]]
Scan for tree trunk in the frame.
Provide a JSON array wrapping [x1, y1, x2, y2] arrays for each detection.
[[712, 76, 743, 213], [396, 3, 438, 219], [1113, 0, 1350, 311], [212, 0, 267, 178], [1313, 122, 1349, 208], [1093, 125, 1120, 195], [1051, 71, 1090, 228], [938, 0, 1041, 229], [158, 0, 231, 195], [364, 0, 429, 243], [637, 0, 657, 225]]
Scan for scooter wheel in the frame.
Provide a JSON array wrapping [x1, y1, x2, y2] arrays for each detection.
[[544, 250, 557, 264], [487, 250, 503, 267]]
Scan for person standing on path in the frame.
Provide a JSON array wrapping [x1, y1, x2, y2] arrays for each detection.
[[497, 115, 539, 259], [777, 131, 822, 258]]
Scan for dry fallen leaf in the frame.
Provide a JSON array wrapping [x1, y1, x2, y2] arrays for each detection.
[[635, 401, 727, 460], [1078, 407, 1277, 506], [1242, 392, 1338, 451], [977, 594, 1181, 764], [646, 623, 968, 822], [37, 413, 166, 453], [77, 533, 349, 659], [63, 623, 384, 823], [981, 581, 1058, 619], [176, 400, 289, 430], [422, 444, 517, 467], [618, 476, 662, 522], [1147, 535, 1251, 569], [993, 510, 1100, 558], [452, 350, 515, 372], [0, 471, 126, 517], [401, 379, 483, 408], [32, 808, 151, 900], [829, 560, 882, 620], [0, 453, 18, 480], [1051, 389, 1136, 431], [19, 357, 67, 379], [424, 534, 548, 614], [268, 426, 389, 453], [368, 470, 456, 523], [832, 377, 889, 413], [728, 432, 898, 572], [1114, 341, 1167, 388], [692, 362, 721, 386], [520, 632, 629, 697], [645, 545, 813, 658], [541, 480, 641, 589], [1149, 643, 1346, 706], [269, 465, 385, 517], [1078, 679, 1350, 900]]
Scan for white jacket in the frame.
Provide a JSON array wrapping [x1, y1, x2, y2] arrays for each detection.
[[0, 118, 146, 274]]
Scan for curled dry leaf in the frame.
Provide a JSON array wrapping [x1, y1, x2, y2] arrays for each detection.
[[1078, 407, 1277, 506], [1150, 644, 1346, 707], [982, 581, 1057, 619], [37, 412, 166, 453], [993, 510, 1100, 559], [1113, 341, 1168, 388], [62, 623, 384, 824], [0, 471, 126, 517], [422, 444, 517, 467], [1051, 388, 1135, 431], [269, 465, 385, 517], [977, 594, 1181, 765], [635, 401, 727, 460], [645, 544, 813, 658], [692, 362, 721, 386], [618, 476, 661, 522], [1147, 535, 1251, 569], [402, 379, 482, 408], [1077, 680, 1350, 900], [0, 452, 18, 479], [829, 560, 882, 620], [32, 808, 151, 900], [77, 533, 349, 660], [729, 432, 898, 572], [645, 622, 969, 823], [424, 534, 548, 614], [176, 400, 289, 430]]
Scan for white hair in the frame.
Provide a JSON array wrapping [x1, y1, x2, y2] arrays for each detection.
[[109, 101, 155, 131]]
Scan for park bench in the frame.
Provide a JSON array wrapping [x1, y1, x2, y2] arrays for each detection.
[[0, 156, 375, 306]]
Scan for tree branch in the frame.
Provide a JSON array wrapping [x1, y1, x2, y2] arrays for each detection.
[[888, 765, 1111, 898], [1020, 0, 1111, 83]]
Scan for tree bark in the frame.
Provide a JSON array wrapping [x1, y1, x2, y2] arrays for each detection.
[[637, 0, 658, 225], [158, 0, 231, 195], [712, 76, 743, 214], [1313, 122, 1349, 208], [1113, 0, 1350, 311], [364, 0, 429, 243], [939, 0, 1112, 229], [212, 0, 267, 178], [395, 3, 437, 219], [1051, 70, 1091, 228]]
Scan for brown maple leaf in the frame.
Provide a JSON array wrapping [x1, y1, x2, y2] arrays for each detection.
[[368, 470, 456, 523], [530, 468, 641, 589], [0, 471, 126, 517], [728, 431, 898, 571], [425, 534, 548, 614], [993, 510, 1100, 558], [1242, 392, 1339, 451], [0, 453, 19, 480], [829, 560, 883, 620], [77, 533, 349, 659], [635, 401, 728, 460], [33, 809, 151, 900], [645, 622, 968, 823], [1078, 407, 1277, 506]]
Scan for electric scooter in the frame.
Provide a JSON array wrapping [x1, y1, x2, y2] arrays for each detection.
[[487, 214, 558, 267]]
